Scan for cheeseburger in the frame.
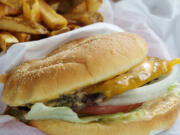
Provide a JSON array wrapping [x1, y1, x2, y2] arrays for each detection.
[[0, 32, 180, 135]]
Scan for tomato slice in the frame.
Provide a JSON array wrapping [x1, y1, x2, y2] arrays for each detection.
[[77, 103, 143, 115]]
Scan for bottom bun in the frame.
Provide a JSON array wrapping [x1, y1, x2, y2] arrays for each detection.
[[30, 92, 180, 135]]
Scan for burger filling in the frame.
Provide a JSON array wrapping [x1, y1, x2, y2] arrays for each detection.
[[45, 92, 106, 111], [5, 57, 180, 123], [24, 86, 180, 123]]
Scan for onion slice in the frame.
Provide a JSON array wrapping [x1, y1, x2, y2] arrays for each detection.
[[100, 67, 179, 106]]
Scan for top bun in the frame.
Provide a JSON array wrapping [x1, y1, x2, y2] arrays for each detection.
[[2, 32, 148, 106]]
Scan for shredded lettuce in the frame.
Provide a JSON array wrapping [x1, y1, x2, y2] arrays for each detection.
[[25, 84, 180, 123], [25, 103, 96, 123], [25, 103, 145, 123], [167, 83, 177, 92]]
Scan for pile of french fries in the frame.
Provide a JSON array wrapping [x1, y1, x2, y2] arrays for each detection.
[[0, 0, 103, 52]]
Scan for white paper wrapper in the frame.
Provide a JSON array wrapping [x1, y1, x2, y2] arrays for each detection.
[[0, 115, 46, 135]]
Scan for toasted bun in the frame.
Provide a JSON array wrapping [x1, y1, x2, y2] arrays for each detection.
[[30, 90, 180, 135], [30, 92, 180, 135], [2, 32, 148, 106]]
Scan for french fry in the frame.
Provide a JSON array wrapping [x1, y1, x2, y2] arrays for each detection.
[[56, 0, 101, 14], [48, 0, 60, 12], [0, 16, 49, 34], [64, 12, 103, 25], [71, 0, 87, 13], [67, 24, 80, 30], [62, 0, 103, 25], [0, 74, 7, 83], [39, 0, 67, 30], [0, 32, 19, 52], [0, 0, 22, 9], [0, 0, 103, 53], [49, 26, 69, 36], [13, 32, 31, 42], [86, 0, 102, 13], [64, 13, 90, 25], [0, 3, 21, 18], [90, 12, 104, 23], [57, 0, 84, 14], [23, 0, 41, 22]]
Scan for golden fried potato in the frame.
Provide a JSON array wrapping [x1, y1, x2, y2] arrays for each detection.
[[62, 0, 103, 25], [0, 32, 19, 52], [86, 0, 102, 13], [48, 0, 60, 11], [0, 0, 103, 53], [39, 0, 67, 30], [67, 24, 80, 30], [0, 16, 49, 34], [0, 3, 21, 18], [56, 0, 101, 14], [57, 0, 84, 14], [64, 12, 103, 25], [13, 32, 31, 42], [70, 0, 87, 13], [49, 27, 69, 36], [90, 12, 104, 23], [0, 0, 22, 9], [23, 0, 41, 22]]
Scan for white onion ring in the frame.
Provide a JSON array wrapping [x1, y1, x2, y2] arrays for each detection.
[[100, 67, 179, 106]]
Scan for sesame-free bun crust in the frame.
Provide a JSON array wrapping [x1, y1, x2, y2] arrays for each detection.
[[2, 32, 148, 106], [30, 91, 180, 135]]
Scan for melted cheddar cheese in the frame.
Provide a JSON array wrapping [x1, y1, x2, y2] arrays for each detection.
[[84, 57, 180, 100]]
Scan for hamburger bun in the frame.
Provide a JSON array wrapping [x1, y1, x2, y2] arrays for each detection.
[[30, 90, 180, 135], [2, 32, 148, 106], [1, 32, 180, 135]]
